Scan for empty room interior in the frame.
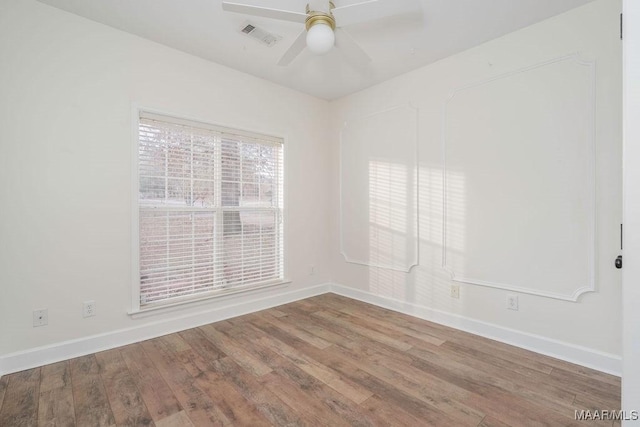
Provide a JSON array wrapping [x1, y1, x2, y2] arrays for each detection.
[[1, 0, 637, 425]]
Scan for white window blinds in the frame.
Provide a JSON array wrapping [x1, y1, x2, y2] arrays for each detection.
[[136, 112, 284, 308]]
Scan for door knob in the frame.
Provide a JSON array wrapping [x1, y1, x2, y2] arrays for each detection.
[[615, 255, 623, 269]]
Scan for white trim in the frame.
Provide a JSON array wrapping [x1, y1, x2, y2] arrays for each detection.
[[447, 276, 595, 302], [329, 283, 621, 376], [0, 283, 330, 377], [139, 111, 283, 146], [441, 53, 597, 302], [131, 104, 142, 312], [131, 104, 289, 149], [339, 103, 420, 273], [0, 282, 619, 377], [128, 280, 291, 317]]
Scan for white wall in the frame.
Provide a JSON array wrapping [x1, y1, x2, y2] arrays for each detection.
[[0, 0, 332, 361], [330, 0, 622, 368]]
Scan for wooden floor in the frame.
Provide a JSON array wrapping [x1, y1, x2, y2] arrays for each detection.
[[0, 294, 621, 427]]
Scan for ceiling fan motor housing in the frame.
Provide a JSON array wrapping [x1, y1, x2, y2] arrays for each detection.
[[305, 12, 336, 31], [305, 1, 336, 31]]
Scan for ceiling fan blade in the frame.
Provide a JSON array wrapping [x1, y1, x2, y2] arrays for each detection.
[[222, 1, 307, 24], [332, 0, 422, 28], [335, 28, 371, 69], [277, 30, 307, 66]]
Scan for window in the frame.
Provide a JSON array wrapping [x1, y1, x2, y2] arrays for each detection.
[[134, 111, 284, 309]]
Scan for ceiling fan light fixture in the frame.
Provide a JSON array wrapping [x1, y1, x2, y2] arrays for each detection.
[[305, 12, 336, 55], [306, 22, 334, 54]]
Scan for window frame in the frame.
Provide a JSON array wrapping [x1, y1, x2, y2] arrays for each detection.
[[130, 106, 288, 315]]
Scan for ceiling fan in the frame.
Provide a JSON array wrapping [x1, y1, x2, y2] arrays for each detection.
[[222, 0, 422, 67]]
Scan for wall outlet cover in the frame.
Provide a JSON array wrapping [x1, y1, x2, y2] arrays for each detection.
[[451, 285, 460, 299], [83, 301, 96, 318], [33, 309, 48, 327]]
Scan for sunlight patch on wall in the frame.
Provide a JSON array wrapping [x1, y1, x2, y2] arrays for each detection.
[[340, 105, 419, 275]]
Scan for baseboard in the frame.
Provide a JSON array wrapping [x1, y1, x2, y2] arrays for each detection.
[[329, 283, 622, 376], [1, 281, 621, 377], [0, 283, 331, 376]]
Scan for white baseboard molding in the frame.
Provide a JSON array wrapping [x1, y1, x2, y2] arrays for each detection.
[[329, 283, 622, 376], [0, 283, 330, 376], [1, 281, 621, 377]]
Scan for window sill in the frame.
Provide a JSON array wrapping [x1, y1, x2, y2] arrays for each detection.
[[128, 280, 291, 319]]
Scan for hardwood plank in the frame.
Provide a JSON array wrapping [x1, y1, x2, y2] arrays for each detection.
[[316, 335, 484, 426], [69, 355, 116, 427], [95, 349, 154, 426], [571, 395, 621, 427], [244, 322, 373, 404], [338, 366, 459, 426], [38, 362, 76, 427], [253, 311, 333, 349], [308, 296, 608, 422], [312, 293, 446, 345], [318, 294, 560, 374], [258, 371, 354, 427], [194, 368, 272, 426], [573, 391, 623, 413], [0, 368, 41, 427], [281, 304, 405, 353], [0, 375, 9, 414], [407, 344, 577, 407], [341, 295, 565, 376], [120, 343, 182, 423], [178, 329, 225, 361], [323, 306, 459, 355], [554, 363, 620, 387], [204, 319, 235, 333], [335, 305, 447, 346], [268, 308, 288, 318], [171, 336, 272, 427], [313, 310, 413, 352], [550, 367, 621, 407], [210, 357, 305, 426], [140, 337, 225, 426], [409, 354, 585, 426], [157, 333, 191, 353], [152, 333, 271, 426], [273, 309, 355, 346], [198, 323, 273, 376], [355, 350, 483, 423], [155, 410, 194, 427], [298, 310, 412, 351], [478, 415, 514, 427], [254, 318, 481, 425], [439, 340, 555, 379], [358, 394, 427, 427], [233, 324, 379, 426]]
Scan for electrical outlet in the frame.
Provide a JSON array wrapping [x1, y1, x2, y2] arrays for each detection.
[[507, 295, 519, 311], [450, 284, 460, 299], [309, 265, 316, 276], [83, 300, 96, 318], [33, 309, 48, 327]]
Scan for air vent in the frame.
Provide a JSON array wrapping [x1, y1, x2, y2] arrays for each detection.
[[239, 22, 281, 47]]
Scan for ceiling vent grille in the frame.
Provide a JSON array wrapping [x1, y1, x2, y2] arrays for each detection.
[[240, 22, 281, 47]]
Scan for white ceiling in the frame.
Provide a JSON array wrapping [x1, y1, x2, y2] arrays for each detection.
[[36, 0, 595, 100]]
